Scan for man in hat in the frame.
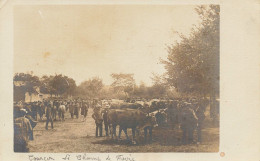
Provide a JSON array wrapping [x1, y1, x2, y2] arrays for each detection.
[[14, 107, 37, 152], [92, 104, 103, 137], [155, 109, 166, 127], [74, 101, 80, 119], [101, 108, 109, 136], [69, 101, 74, 119], [81, 100, 89, 121], [45, 102, 54, 130]]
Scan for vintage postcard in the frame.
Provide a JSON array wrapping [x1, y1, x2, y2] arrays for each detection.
[[0, 0, 259, 161]]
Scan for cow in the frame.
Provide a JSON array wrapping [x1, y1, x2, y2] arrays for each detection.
[[106, 107, 157, 144], [110, 102, 142, 109], [120, 103, 143, 109], [58, 104, 66, 121], [137, 114, 158, 143]]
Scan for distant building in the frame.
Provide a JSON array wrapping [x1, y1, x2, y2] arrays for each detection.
[[24, 90, 50, 102], [13, 81, 51, 102]]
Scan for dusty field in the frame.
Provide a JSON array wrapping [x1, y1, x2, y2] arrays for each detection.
[[28, 108, 219, 153]]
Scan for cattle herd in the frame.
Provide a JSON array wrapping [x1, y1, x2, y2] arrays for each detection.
[[13, 97, 219, 152]]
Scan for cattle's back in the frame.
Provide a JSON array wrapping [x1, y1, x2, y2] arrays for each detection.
[[107, 109, 146, 128]]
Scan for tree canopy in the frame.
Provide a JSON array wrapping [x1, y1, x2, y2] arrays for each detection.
[[14, 73, 77, 97], [77, 77, 104, 99], [111, 73, 135, 97], [162, 5, 220, 97]]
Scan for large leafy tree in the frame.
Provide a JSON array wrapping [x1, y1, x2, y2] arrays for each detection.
[[78, 77, 104, 99], [40, 74, 76, 97], [111, 73, 135, 97], [148, 73, 168, 99], [162, 5, 220, 98], [14, 73, 76, 98], [40, 75, 55, 95], [65, 77, 77, 96]]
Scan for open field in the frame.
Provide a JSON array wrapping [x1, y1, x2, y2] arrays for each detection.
[[28, 107, 219, 153]]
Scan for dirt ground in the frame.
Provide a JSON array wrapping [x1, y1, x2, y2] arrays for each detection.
[[28, 108, 219, 153]]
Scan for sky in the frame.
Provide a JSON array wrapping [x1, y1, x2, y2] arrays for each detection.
[[14, 5, 200, 86]]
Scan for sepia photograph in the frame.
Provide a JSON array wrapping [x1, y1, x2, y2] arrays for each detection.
[[12, 4, 220, 153]]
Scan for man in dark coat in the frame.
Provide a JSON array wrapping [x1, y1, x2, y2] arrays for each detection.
[[14, 108, 37, 152], [74, 102, 80, 119], [81, 101, 88, 121], [69, 101, 74, 119], [92, 105, 103, 137], [45, 102, 54, 130], [102, 108, 109, 136]]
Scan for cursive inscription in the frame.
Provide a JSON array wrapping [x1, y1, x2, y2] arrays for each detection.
[[76, 154, 101, 161], [116, 155, 135, 161], [62, 154, 71, 160], [28, 153, 137, 161], [28, 155, 55, 161]]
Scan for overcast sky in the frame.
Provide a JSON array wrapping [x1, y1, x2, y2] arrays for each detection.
[[14, 5, 200, 86]]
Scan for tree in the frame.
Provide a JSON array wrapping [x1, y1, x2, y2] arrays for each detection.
[[148, 73, 168, 99], [162, 5, 219, 98], [111, 73, 135, 98], [41, 74, 77, 97], [40, 75, 54, 95], [65, 77, 77, 97], [133, 81, 147, 98], [78, 77, 104, 99], [48, 74, 68, 96]]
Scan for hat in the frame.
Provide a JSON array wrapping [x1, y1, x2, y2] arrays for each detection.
[[20, 108, 28, 116]]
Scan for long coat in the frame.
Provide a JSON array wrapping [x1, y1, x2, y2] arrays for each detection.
[[14, 117, 34, 152]]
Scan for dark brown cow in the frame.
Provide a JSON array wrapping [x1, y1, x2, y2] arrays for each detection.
[[110, 102, 142, 109], [107, 107, 156, 144]]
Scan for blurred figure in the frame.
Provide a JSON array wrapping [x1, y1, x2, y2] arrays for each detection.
[[14, 109, 33, 152], [69, 101, 74, 119], [74, 101, 80, 119], [59, 102, 66, 121], [155, 109, 166, 127], [102, 108, 109, 136], [180, 102, 198, 144], [165, 100, 178, 129], [195, 99, 207, 143], [45, 102, 54, 130], [81, 101, 88, 121], [92, 105, 103, 137]]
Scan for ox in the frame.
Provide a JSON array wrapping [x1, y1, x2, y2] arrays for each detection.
[[58, 105, 66, 121], [107, 106, 157, 144]]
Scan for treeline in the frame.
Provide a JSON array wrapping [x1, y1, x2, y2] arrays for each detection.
[[13, 72, 177, 100], [14, 73, 77, 98]]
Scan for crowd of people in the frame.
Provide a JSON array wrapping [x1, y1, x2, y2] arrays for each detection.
[[13, 97, 219, 152]]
